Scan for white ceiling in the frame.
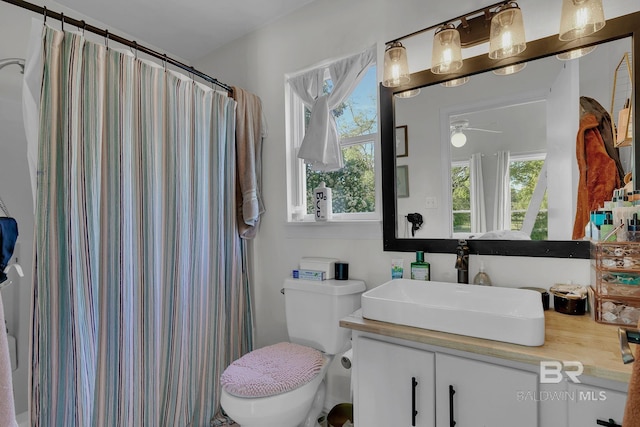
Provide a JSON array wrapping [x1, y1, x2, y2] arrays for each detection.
[[52, 0, 317, 62]]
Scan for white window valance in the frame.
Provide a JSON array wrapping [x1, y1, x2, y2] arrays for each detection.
[[287, 46, 376, 171]]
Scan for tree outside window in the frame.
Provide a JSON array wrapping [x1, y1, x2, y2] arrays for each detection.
[[451, 157, 547, 239], [303, 66, 378, 216]]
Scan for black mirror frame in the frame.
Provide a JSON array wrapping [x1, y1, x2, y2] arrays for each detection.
[[381, 12, 640, 258]]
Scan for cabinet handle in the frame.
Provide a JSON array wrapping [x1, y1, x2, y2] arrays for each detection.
[[596, 419, 622, 427], [411, 377, 418, 426], [449, 385, 456, 427]]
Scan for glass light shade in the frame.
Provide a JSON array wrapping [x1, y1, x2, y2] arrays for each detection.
[[559, 0, 605, 41], [440, 76, 470, 87], [556, 45, 597, 60], [431, 26, 463, 74], [451, 131, 467, 147], [489, 4, 526, 60], [382, 42, 410, 87], [492, 62, 527, 75], [395, 88, 421, 98]]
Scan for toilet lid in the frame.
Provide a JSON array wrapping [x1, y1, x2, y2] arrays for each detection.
[[220, 342, 325, 398]]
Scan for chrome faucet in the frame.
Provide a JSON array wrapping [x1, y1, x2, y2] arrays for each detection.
[[455, 239, 469, 284]]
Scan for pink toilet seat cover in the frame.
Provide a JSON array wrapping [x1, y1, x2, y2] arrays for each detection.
[[221, 342, 325, 398]]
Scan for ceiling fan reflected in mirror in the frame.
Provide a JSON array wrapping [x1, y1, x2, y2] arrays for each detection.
[[450, 119, 502, 147]]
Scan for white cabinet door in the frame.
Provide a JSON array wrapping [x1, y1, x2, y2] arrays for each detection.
[[355, 337, 435, 427], [567, 383, 626, 427], [435, 353, 538, 427]]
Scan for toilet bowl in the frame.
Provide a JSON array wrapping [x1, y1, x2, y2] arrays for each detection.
[[220, 278, 365, 427], [220, 353, 331, 427]]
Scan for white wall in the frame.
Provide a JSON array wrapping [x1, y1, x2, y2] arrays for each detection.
[[193, 0, 640, 409]]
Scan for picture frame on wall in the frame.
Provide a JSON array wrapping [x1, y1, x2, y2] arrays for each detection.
[[396, 165, 409, 198], [396, 125, 408, 157]]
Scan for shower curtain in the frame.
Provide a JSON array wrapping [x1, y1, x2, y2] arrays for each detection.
[[26, 25, 252, 426], [493, 150, 511, 232]]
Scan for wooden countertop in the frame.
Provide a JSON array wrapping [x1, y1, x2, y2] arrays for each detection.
[[340, 310, 634, 383]]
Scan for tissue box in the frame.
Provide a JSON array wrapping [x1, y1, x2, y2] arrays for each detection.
[[293, 269, 326, 281], [300, 257, 339, 280]]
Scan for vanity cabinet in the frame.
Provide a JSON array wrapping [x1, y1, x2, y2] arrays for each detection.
[[356, 336, 435, 426], [566, 383, 626, 427], [352, 334, 628, 427], [435, 353, 538, 427], [354, 336, 537, 427]]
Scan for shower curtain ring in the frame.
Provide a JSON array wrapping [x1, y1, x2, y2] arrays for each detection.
[[133, 41, 138, 59], [61, 13, 64, 31], [42, 6, 47, 25], [81, 20, 86, 36], [105, 30, 109, 50], [163, 54, 167, 71]]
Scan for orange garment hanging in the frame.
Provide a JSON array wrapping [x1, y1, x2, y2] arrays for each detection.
[[572, 113, 621, 239]]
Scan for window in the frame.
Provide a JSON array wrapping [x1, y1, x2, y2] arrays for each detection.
[[450, 154, 547, 239], [451, 161, 471, 234], [286, 65, 379, 221], [510, 156, 548, 240]]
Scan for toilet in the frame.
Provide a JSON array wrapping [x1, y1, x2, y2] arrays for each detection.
[[220, 278, 366, 427]]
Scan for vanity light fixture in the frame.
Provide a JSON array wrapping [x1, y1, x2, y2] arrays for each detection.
[[440, 77, 470, 88], [382, 42, 410, 87], [492, 62, 527, 75], [381, 1, 527, 88], [559, 0, 605, 42], [488, 2, 526, 60], [431, 24, 463, 74], [556, 0, 605, 60], [395, 88, 422, 98], [556, 45, 597, 60]]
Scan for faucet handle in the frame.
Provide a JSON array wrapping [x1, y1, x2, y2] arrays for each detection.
[[618, 327, 640, 364]]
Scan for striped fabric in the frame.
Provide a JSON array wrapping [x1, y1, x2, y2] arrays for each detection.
[[32, 26, 253, 427]]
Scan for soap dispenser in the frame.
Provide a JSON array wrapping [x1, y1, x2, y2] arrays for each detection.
[[410, 251, 430, 281], [473, 262, 492, 286]]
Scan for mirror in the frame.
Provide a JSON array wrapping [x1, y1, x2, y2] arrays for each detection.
[[381, 12, 640, 258]]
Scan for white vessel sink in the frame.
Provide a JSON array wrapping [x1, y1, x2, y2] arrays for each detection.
[[361, 279, 545, 346]]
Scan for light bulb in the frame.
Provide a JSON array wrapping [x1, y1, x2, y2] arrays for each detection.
[[451, 131, 467, 147]]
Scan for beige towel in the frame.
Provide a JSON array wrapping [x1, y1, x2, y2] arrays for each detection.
[[625, 321, 640, 426], [232, 86, 267, 239], [0, 293, 17, 427]]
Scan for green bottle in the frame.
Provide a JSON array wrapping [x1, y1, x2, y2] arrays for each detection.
[[600, 212, 616, 242], [410, 251, 430, 281]]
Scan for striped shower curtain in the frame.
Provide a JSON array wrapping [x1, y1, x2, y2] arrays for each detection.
[[30, 26, 252, 426]]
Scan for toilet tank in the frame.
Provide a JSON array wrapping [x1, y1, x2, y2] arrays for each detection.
[[283, 278, 366, 355]]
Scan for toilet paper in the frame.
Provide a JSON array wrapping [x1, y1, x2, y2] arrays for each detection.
[[341, 349, 353, 370]]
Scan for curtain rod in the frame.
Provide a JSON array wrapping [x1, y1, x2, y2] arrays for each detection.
[[1, 0, 233, 94]]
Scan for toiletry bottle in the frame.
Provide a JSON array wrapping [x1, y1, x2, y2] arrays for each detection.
[[391, 259, 404, 279], [410, 251, 430, 281], [313, 181, 332, 221], [629, 213, 640, 241], [473, 262, 492, 286], [600, 212, 616, 242]]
